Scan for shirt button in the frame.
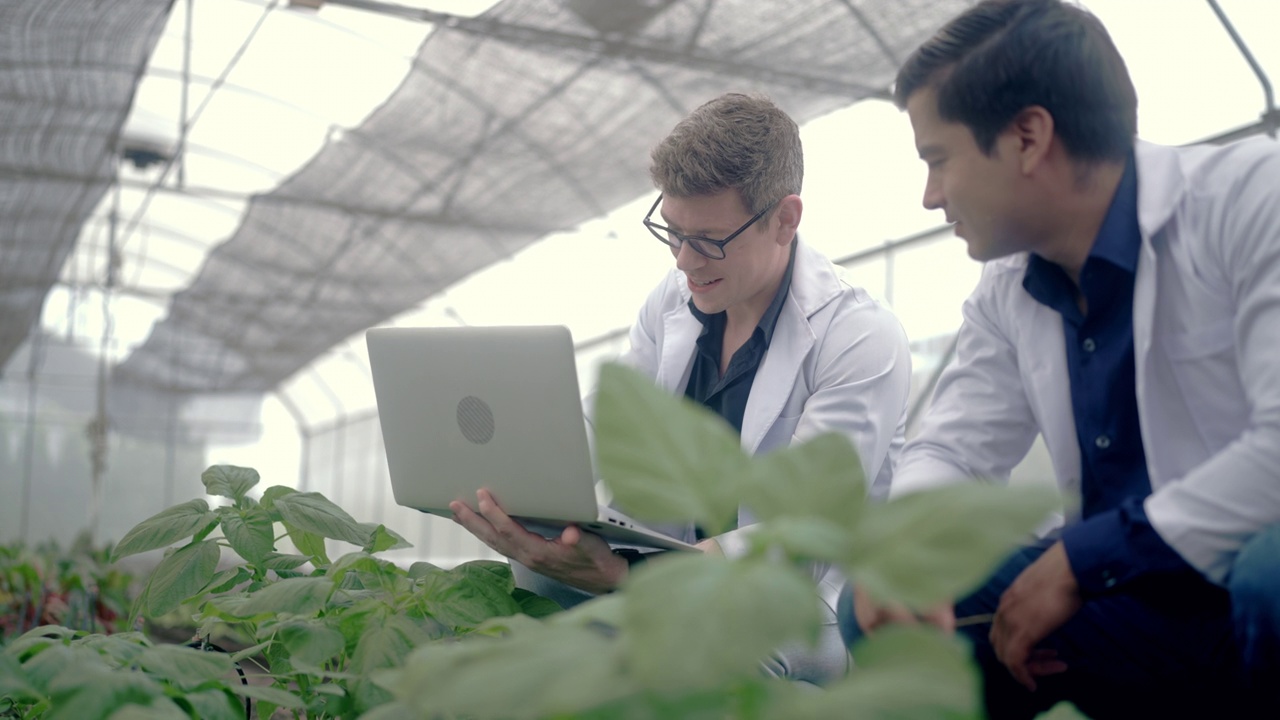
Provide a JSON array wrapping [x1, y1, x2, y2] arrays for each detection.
[[1082, 338, 1097, 352], [1095, 434, 1111, 449]]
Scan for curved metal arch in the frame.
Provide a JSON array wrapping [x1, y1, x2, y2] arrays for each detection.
[[392, 52, 613, 224], [837, 0, 901, 68], [246, 51, 628, 348]]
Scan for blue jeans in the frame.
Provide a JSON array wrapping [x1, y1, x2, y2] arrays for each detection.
[[837, 525, 1280, 719]]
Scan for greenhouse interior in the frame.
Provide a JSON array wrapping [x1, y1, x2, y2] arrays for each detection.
[[2, 0, 1278, 716]]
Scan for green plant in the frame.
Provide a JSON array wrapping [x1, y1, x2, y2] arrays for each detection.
[[369, 363, 1086, 719], [1, 537, 135, 644], [2, 468, 559, 719], [3, 362, 1094, 719]]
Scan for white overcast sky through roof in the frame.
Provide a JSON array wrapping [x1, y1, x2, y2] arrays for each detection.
[[36, 0, 1280, 486]]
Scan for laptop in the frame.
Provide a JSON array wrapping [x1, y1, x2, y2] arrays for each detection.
[[366, 325, 695, 552]]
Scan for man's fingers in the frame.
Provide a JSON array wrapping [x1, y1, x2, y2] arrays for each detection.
[[881, 605, 919, 625], [450, 500, 503, 549], [560, 524, 582, 546], [920, 603, 956, 634], [992, 620, 1036, 691], [1026, 649, 1068, 677]]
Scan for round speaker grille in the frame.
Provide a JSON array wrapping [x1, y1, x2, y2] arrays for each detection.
[[456, 396, 495, 444]]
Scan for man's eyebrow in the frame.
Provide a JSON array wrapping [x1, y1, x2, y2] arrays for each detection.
[[658, 214, 718, 237]]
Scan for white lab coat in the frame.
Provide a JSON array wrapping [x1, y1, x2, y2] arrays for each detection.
[[607, 239, 912, 511], [891, 138, 1280, 584]]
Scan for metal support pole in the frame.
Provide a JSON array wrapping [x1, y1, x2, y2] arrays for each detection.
[[1207, 0, 1277, 138], [19, 326, 44, 544], [179, 0, 194, 186], [883, 241, 896, 307]]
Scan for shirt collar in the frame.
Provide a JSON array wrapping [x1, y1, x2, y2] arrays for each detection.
[[688, 239, 797, 346], [1088, 152, 1141, 274], [1024, 152, 1141, 298]]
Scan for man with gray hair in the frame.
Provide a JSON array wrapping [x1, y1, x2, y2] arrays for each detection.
[[451, 92, 912, 684]]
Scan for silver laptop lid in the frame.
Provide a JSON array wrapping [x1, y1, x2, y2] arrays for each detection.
[[367, 325, 600, 524]]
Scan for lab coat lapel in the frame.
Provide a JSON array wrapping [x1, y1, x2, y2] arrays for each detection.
[[656, 303, 701, 394], [741, 297, 813, 456], [1131, 140, 1186, 479]]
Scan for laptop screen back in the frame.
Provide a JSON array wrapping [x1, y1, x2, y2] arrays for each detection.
[[366, 325, 600, 524]]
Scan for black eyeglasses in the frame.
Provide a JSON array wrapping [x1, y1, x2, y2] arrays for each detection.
[[642, 194, 778, 260]]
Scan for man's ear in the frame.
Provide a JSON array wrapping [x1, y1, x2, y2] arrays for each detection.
[[774, 194, 803, 245], [1008, 105, 1055, 174]]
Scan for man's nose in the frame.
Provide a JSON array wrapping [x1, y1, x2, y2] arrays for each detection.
[[922, 179, 944, 211], [674, 239, 706, 271]]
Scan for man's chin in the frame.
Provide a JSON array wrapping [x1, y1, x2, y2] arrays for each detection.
[[690, 296, 725, 315]]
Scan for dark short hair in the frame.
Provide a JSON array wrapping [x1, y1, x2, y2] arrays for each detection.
[[894, 0, 1136, 161], [649, 93, 803, 215]]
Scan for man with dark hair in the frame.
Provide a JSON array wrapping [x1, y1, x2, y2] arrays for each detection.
[[839, 0, 1280, 716], [453, 93, 913, 684]]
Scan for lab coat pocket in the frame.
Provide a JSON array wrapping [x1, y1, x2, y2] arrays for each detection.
[[757, 410, 804, 456], [1163, 321, 1246, 451]]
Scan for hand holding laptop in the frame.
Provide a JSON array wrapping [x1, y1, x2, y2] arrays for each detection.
[[450, 488, 630, 595]]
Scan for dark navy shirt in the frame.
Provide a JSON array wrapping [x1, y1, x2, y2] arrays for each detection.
[[683, 241, 796, 435], [1021, 157, 1193, 595]]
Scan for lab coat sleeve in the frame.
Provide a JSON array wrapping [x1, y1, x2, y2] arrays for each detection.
[[1144, 146, 1280, 584], [583, 273, 673, 431], [889, 264, 1042, 499], [791, 294, 912, 497]]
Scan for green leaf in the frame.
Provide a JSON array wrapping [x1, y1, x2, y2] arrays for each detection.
[[413, 565, 521, 629], [361, 523, 413, 553], [182, 690, 246, 720], [358, 700, 419, 720], [18, 645, 88, 693], [350, 614, 432, 675], [0, 651, 39, 699], [744, 516, 856, 564], [220, 506, 275, 564], [13, 624, 82, 643], [45, 666, 165, 720], [624, 554, 820, 691], [74, 634, 150, 668], [593, 363, 747, 535], [453, 559, 515, 593], [200, 565, 249, 595], [261, 552, 311, 571], [104, 701, 192, 720], [407, 561, 441, 578], [548, 592, 626, 629], [259, 485, 296, 513], [384, 620, 633, 719], [277, 620, 345, 670], [226, 683, 306, 709], [784, 626, 980, 719], [136, 645, 234, 688], [112, 500, 219, 561], [1036, 702, 1093, 720], [283, 520, 330, 567], [231, 576, 333, 618], [845, 484, 1059, 608], [201, 465, 260, 500], [145, 540, 221, 617], [741, 433, 866, 526], [512, 588, 563, 618], [329, 551, 399, 585], [229, 640, 273, 663], [274, 492, 371, 546]]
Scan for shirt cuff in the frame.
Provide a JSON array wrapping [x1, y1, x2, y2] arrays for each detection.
[[1060, 496, 1195, 595]]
